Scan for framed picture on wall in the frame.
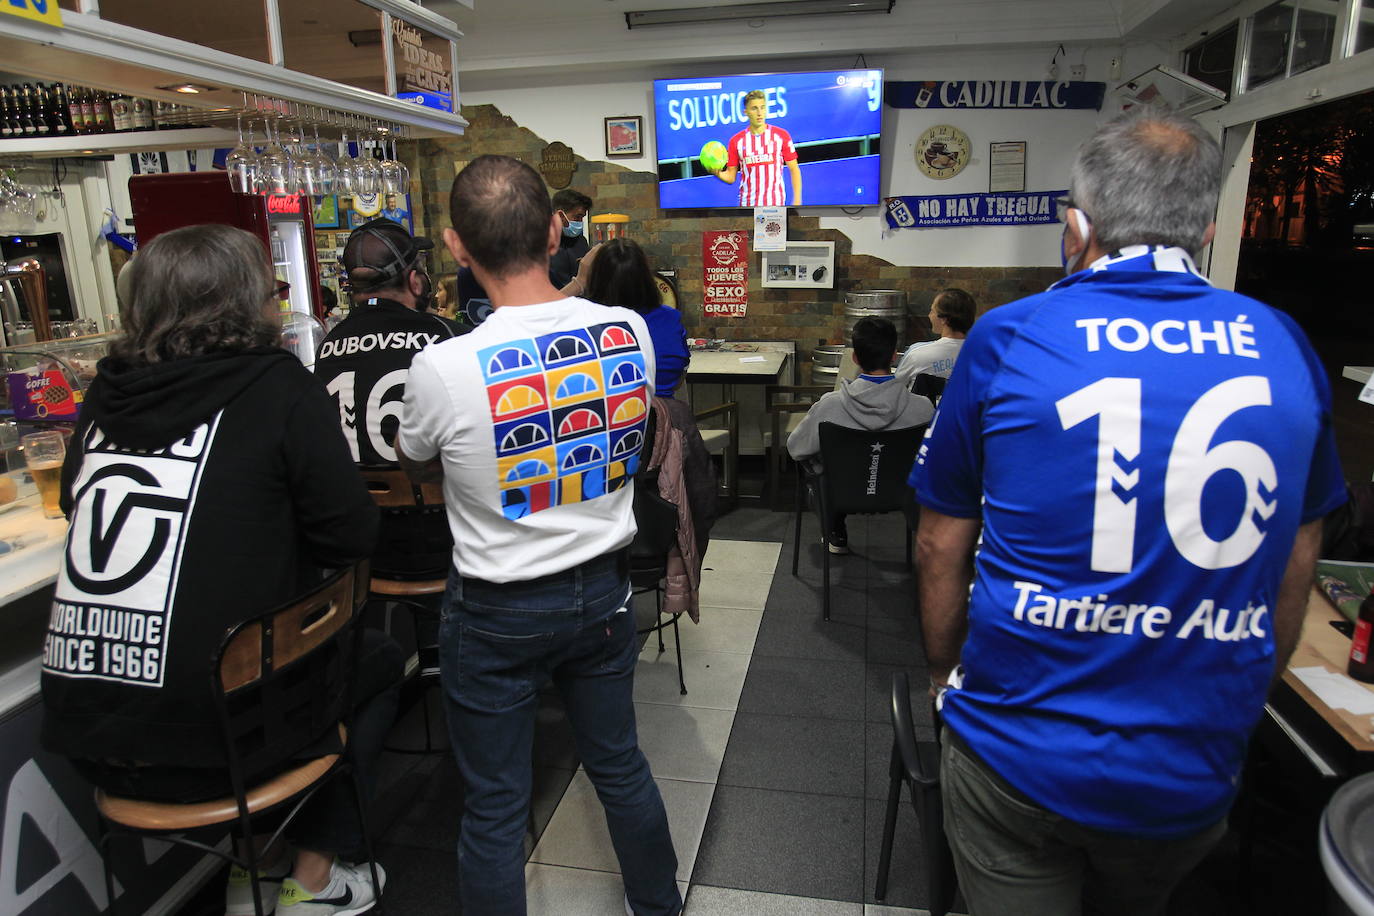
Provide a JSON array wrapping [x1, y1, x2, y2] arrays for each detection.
[[605, 116, 643, 157]]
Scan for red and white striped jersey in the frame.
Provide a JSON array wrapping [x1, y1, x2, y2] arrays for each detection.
[[725, 125, 797, 207]]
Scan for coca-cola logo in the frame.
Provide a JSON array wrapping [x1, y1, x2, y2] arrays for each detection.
[[267, 195, 304, 215]]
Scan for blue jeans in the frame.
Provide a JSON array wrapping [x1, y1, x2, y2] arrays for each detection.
[[439, 551, 681, 916]]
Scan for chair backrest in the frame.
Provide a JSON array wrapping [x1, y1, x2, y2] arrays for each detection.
[[214, 560, 368, 786], [631, 401, 680, 577], [911, 373, 948, 403], [358, 465, 444, 508], [816, 422, 925, 517]]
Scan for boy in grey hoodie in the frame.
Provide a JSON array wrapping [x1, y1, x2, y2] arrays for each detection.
[[788, 317, 935, 554]]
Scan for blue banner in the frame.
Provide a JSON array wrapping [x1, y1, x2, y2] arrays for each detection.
[[885, 190, 1067, 229], [885, 80, 1104, 110], [397, 89, 453, 113]]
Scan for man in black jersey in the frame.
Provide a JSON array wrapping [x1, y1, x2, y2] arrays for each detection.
[[315, 218, 463, 578]]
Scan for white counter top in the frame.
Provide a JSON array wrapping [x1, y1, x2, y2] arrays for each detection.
[[0, 494, 66, 607]]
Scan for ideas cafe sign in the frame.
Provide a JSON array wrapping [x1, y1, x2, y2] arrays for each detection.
[[391, 19, 453, 113]]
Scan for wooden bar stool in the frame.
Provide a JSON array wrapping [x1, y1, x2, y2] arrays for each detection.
[[359, 467, 449, 755]]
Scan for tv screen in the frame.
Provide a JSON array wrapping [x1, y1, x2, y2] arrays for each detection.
[[653, 69, 883, 209]]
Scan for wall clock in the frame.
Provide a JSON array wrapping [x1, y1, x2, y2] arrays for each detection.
[[915, 124, 971, 179]]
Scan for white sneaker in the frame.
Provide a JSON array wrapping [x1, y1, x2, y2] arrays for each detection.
[[226, 860, 291, 916], [276, 860, 385, 916]]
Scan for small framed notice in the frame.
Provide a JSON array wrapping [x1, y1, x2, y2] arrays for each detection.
[[989, 141, 1026, 193]]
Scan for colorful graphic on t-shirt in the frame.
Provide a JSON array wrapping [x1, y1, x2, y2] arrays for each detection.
[[480, 321, 649, 520]]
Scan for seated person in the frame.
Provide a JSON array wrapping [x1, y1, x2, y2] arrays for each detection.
[[579, 238, 690, 397], [41, 224, 400, 916], [895, 287, 976, 388], [788, 317, 934, 554], [316, 217, 463, 579]]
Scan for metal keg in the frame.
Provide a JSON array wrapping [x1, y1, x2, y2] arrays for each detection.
[[844, 289, 908, 341], [810, 344, 844, 387]]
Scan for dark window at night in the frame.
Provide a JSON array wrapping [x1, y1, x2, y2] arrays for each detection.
[[1184, 24, 1238, 95]]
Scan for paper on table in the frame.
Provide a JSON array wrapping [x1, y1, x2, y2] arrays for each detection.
[[738, 356, 767, 363], [1361, 373, 1374, 405], [1291, 665, 1374, 715]]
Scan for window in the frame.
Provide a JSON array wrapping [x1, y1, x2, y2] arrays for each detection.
[[1185, 24, 1239, 94], [1245, 0, 1337, 91], [1356, 0, 1374, 54]]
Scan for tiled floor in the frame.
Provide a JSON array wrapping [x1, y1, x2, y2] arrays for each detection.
[[171, 496, 1326, 916], [362, 506, 941, 915]]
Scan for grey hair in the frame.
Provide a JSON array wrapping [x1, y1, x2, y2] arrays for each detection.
[[1069, 106, 1222, 254], [112, 224, 279, 366]]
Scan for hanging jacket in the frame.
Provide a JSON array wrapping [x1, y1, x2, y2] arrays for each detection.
[[645, 397, 716, 622]]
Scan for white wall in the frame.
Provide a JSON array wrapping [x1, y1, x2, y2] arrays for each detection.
[[463, 43, 1172, 268]]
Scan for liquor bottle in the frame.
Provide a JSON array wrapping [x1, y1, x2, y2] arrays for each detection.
[[153, 100, 174, 129], [110, 94, 133, 132], [131, 96, 153, 131], [92, 91, 113, 133], [18, 84, 38, 138], [46, 84, 69, 136], [1349, 588, 1374, 683], [48, 82, 71, 135], [77, 87, 96, 134], [33, 84, 52, 136], [0, 87, 13, 140]]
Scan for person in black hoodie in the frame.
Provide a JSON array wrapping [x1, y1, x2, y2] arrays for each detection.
[[41, 224, 398, 916]]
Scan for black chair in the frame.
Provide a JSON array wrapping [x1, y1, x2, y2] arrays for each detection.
[[764, 384, 834, 510], [911, 372, 948, 404], [358, 466, 449, 755], [94, 561, 383, 916], [874, 670, 957, 916], [631, 470, 687, 695], [791, 422, 925, 620]]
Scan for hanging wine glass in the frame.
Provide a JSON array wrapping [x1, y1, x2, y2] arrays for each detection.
[[380, 129, 404, 194], [311, 117, 337, 197], [226, 113, 258, 195], [335, 126, 358, 197], [260, 116, 292, 196], [394, 133, 411, 190], [355, 126, 383, 196]]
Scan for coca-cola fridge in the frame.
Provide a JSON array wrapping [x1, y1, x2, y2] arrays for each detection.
[[128, 172, 324, 321]]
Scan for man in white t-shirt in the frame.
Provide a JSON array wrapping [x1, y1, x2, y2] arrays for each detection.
[[895, 287, 976, 390], [395, 155, 680, 916]]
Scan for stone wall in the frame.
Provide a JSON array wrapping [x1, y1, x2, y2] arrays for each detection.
[[410, 104, 1061, 363]]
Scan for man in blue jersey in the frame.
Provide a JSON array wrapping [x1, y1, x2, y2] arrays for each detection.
[[911, 108, 1345, 915]]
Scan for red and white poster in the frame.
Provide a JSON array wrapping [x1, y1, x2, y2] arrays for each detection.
[[702, 231, 749, 318]]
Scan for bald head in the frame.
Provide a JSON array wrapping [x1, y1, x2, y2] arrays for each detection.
[[1069, 107, 1222, 254], [448, 155, 554, 279]]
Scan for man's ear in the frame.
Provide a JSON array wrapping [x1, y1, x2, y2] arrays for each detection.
[[1200, 221, 1217, 250], [443, 227, 470, 268], [1064, 209, 1091, 261], [547, 212, 561, 257]]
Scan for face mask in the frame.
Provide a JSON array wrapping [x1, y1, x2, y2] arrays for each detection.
[[563, 220, 585, 238], [1061, 209, 1091, 276]]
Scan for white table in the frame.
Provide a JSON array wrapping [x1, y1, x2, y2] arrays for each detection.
[[686, 349, 790, 385]]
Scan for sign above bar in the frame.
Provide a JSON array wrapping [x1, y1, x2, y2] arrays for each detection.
[[886, 81, 1104, 111], [391, 17, 454, 113], [0, 0, 62, 28]]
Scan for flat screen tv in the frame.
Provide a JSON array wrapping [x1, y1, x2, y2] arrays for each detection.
[[653, 69, 883, 209]]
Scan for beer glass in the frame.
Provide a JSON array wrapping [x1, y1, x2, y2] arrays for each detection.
[[22, 430, 65, 519]]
